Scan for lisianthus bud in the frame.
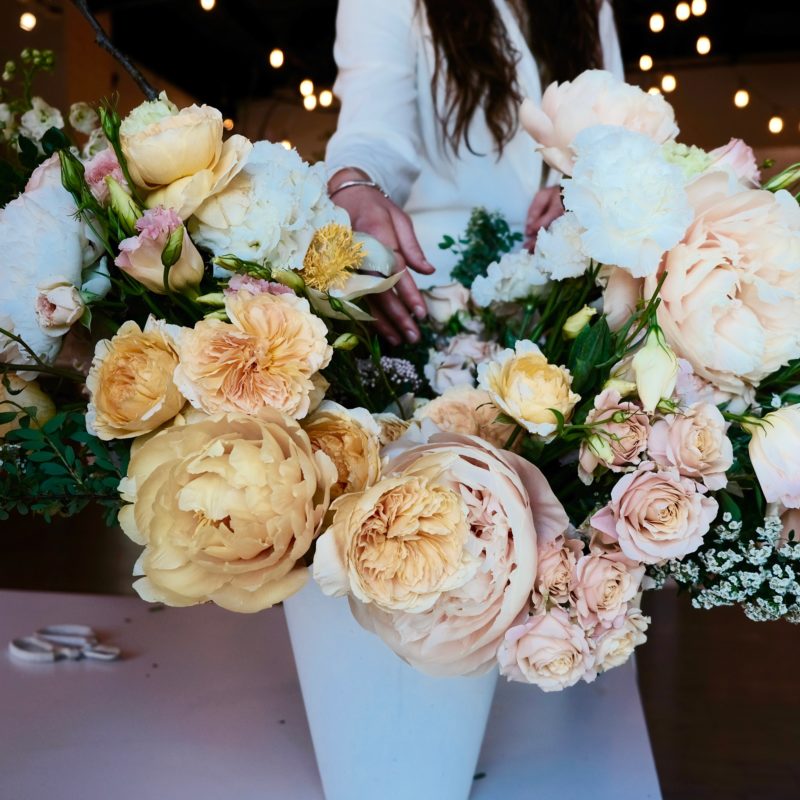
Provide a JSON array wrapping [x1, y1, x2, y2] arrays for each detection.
[[763, 162, 800, 193], [563, 305, 597, 339], [332, 333, 359, 351], [585, 433, 615, 465], [602, 378, 637, 397], [632, 328, 678, 413], [196, 292, 227, 307], [271, 267, 306, 293], [58, 150, 86, 198], [107, 176, 142, 236]]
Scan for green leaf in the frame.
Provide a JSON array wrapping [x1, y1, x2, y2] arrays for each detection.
[[567, 316, 613, 397], [0, 411, 18, 424], [41, 126, 71, 156]]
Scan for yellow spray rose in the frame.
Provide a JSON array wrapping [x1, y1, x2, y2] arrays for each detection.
[[477, 340, 579, 439], [86, 317, 185, 440], [118, 410, 337, 613]]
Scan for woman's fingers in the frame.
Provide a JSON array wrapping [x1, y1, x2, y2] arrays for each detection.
[[525, 187, 555, 235], [367, 298, 403, 346], [390, 207, 435, 275]]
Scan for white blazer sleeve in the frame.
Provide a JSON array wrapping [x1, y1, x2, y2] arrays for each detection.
[[599, 1, 625, 80], [325, 0, 422, 206]]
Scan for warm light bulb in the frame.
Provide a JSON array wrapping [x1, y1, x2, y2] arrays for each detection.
[[647, 87, 661, 96], [269, 49, 284, 69], [661, 74, 677, 93], [19, 12, 37, 31], [303, 94, 318, 111], [734, 89, 750, 108], [696, 36, 711, 55], [223, 118, 234, 131], [676, 3, 691, 21], [768, 115, 784, 134], [319, 89, 333, 108], [199, 0, 215, 11], [691, 0, 707, 15], [649, 13, 665, 32], [299, 79, 314, 97], [281, 140, 292, 150], [639, 54, 653, 71]]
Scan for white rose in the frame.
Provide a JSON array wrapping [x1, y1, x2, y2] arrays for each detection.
[[424, 334, 499, 396], [562, 125, 693, 278]]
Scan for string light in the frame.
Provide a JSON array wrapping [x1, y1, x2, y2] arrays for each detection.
[[199, 0, 215, 11], [319, 90, 333, 108], [639, 55, 653, 71], [281, 140, 292, 150], [696, 36, 711, 55], [661, 74, 677, 93], [649, 13, 665, 32], [19, 12, 37, 31], [768, 115, 784, 134], [303, 94, 317, 111], [647, 87, 661, 96], [691, 0, 707, 15], [676, 3, 691, 21], [223, 118, 234, 131], [269, 49, 284, 69], [299, 79, 314, 97], [734, 89, 750, 108]]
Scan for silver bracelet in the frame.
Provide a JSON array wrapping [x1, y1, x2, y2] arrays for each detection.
[[329, 179, 390, 200]]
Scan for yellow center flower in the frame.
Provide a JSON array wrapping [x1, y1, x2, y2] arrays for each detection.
[[301, 223, 364, 292]]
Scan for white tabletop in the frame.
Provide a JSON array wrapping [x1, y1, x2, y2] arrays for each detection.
[[0, 590, 661, 800]]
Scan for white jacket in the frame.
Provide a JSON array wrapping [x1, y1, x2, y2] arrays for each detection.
[[326, 0, 624, 287]]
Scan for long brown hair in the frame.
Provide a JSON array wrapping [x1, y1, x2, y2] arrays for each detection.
[[421, 0, 604, 154]]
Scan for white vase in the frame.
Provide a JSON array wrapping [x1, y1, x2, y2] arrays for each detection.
[[283, 574, 498, 800]]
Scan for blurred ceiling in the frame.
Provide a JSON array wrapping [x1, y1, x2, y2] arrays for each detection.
[[74, 0, 799, 114]]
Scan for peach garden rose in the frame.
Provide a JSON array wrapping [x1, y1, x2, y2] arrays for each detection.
[[118, 410, 336, 612], [314, 432, 570, 676]]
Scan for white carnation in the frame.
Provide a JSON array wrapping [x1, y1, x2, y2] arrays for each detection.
[[531, 212, 592, 280], [563, 125, 693, 279], [190, 141, 348, 269], [19, 97, 64, 142], [470, 250, 549, 308]]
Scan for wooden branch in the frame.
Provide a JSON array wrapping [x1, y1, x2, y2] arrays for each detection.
[[70, 0, 158, 101]]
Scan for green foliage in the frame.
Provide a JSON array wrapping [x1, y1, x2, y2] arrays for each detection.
[[440, 208, 522, 288], [0, 409, 129, 526]]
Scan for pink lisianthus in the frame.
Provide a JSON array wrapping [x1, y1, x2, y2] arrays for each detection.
[[707, 138, 761, 188], [591, 462, 718, 565], [115, 206, 204, 294], [497, 608, 596, 691], [224, 274, 292, 296], [85, 148, 127, 205]]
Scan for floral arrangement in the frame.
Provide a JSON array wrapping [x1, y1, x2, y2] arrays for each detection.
[[2, 60, 800, 692]]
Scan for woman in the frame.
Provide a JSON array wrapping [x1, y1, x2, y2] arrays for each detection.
[[326, 0, 624, 345]]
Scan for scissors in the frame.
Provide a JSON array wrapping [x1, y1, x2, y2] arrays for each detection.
[[8, 624, 121, 663]]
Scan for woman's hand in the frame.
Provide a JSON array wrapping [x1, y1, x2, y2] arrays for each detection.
[[329, 168, 434, 345], [524, 185, 565, 251]]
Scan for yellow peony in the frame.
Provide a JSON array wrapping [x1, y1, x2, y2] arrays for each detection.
[[302, 401, 381, 500], [414, 386, 515, 450], [118, 410, 337, 613], [477, 340, 579, 439], [174, 290, 332, 421], [86, 318, 185, 440]]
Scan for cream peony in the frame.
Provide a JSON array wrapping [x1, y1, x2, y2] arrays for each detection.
[[477, 340, 579, 439], [591, 463, 718, 564], [119, 411, 336, 612], [86, 318, 185, 440], [302, 401, 381, 500], [645, 171, 800, 395], [471, 250, 549, 307], [191, 141, 347, 268], [562, 126, 693, 278], [648, 402, 733, 490], [498, 608, 596, 691], [578, 389, 650, 484], [0, 375, 55, 436], [424, 334, 499, 396], [593, 607, 650, 672], [520, 69, 679, 176], [174, 290, 331, 421], [745, 407, 800, 508], [314, 432, 570, 676], [413, 385, 515, 449], [572, 552, 645, 629]]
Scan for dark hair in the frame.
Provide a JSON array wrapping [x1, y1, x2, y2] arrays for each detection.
[[421, 0, 603, 153]]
